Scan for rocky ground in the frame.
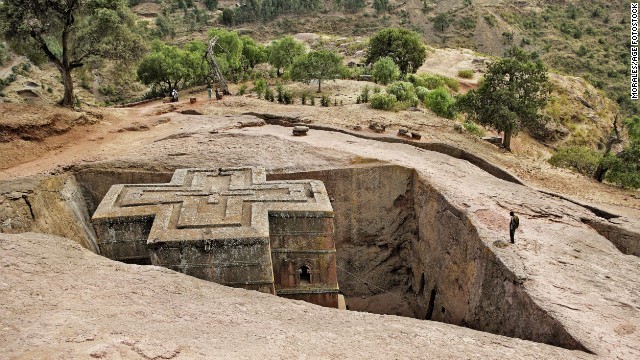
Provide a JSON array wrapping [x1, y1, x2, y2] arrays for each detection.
[[0, 232, 595, 359]]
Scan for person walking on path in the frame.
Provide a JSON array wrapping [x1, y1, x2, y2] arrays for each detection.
[[510, 211, 520, 244]]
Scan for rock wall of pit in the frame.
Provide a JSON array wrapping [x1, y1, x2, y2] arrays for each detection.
[[271, 165, 585, 350]]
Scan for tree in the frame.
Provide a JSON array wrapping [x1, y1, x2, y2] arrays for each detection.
[[374, 0, 390, 13], [208, 28, 243, 77], [291, 50, 343, 92], [365, 28, 427, 75], [340, 0, 366, 13], [137, 40, 205, 94], [596, 116, 640, 188], [268, 36, 305, 77], [240, 35, 267, 71], [456, 48, 550, 151], [372, 57, 399, 85], [433, 13, 451, 32], [204, 0, 218, 11], [1, 0, 146, 107]]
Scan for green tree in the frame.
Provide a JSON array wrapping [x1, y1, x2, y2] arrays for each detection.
[[240, 35, 267, 71], [137, 40, 204, 93], [290, 50, 343, 92], [373, 0, 390, 13], [598, 116, 640, 188], [208, 28, 243, 76], [268, 36, 305, 77], [365, 28, 427, 75], [340, 0, 366, 13], [456, 48, 550, 151], [372, 57, 400, 85], [433, 13, 451, 32], [204, 0, 218, 10], [1, 0, 146, 107]]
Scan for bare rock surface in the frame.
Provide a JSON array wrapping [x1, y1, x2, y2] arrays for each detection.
[[231, 125, 640, 358], [0, 232, 593, 359]]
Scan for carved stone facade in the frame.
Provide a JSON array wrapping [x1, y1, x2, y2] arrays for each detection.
[[91, 167, 339, 308]]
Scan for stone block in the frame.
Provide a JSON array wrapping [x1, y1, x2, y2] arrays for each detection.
[[91, 167, 339, 307]]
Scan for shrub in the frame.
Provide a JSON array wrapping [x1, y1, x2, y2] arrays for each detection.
[[424, 86, 456, 118], [387, 81, 415, 102], [276, 83, 285, 103], [548, 146, 602, 176], [415, 86, 429, 102], [458, 69, 474, 79], [360, 85, 370, 103], [462, 121, 485, 137], [370, 93, 398, 110], [407, 73, 458, 91], [372, 57, 400, 85], [265, 86, 274, 101], [321, 94, 330, 107], [238, 84, 248, 95], [253, 78, 266, 98], [300, 90, 310, 105]]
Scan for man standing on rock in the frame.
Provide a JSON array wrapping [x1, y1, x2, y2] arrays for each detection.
[[510, 211, 519, 244]]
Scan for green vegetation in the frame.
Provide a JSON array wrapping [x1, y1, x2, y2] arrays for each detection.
[[218, 0, 322, 25], [463, 121, 485, 137], [457, 48, 550, 151], [136, 40, 206, 94], [407, 73, 458, 92], [373, 0, 390, 14], [268, 36, 305, 77], [433, 13, 451, 32], [1, 0, 146, 107], [290, 50, 343, 92], [365, 28, 427, 74], [370, 93, 397, 110], [457, 69, 474, 79], [208, 28, 243, 78], [549, 146, 602, 176], [0, 42, 8, 66], [424, 86, 456, 119], [599, 116, 640, 189], [371, 57, 400, 85], [386, 81, 418, 106], [253, 78, 267, 99]]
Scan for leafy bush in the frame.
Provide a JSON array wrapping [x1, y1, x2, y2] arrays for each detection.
[[424, 86, 456, 118], [238, 84, 248, 95], [253, 78, 266, 98], [265, 86, 274, 101], [462, 121, 485, 137], [321, 94, 331, 107], [370, 93, 398, 110], [360, 85, 370, 103], [415, 86, 429, 102], [204, 0, 218, 10], [387, 81, 415, 102], [407, 73, 458, 91], [548, 146, 602, 176], [458, 69, 474, 79], [372, 57, 400, 85], [0, 42, 8, 66], [300, 90, 310, 105]]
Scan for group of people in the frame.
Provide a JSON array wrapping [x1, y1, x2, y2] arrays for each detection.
[[170, 86, 222, 103]]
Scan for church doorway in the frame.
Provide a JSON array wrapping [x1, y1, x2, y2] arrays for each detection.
[[299, 265, 311, 285]]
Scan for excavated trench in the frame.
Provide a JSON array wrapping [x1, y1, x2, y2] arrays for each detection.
[[1, 163, 600, 352]]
